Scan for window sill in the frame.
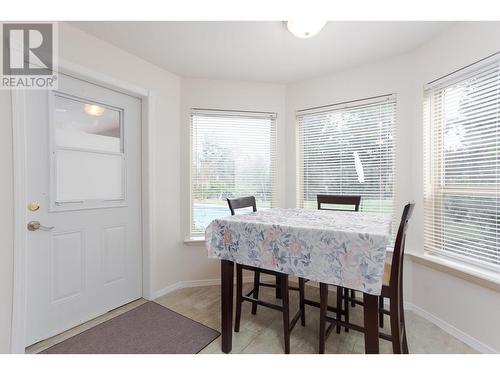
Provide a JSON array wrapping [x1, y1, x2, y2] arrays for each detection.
[[406, 251, 500, 293], [184, 237, 205, 245]]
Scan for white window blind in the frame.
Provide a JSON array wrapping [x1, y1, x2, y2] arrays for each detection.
[[190, 109, 277, 237], [297, 95, 396, 217], [424, 56, 500, 269]]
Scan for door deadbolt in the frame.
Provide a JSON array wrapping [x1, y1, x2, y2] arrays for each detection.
[[27, 202, 40, 211]]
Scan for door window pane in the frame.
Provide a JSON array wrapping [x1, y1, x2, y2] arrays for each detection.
[[54, 94, 122, 153], [55, 149, 123, 202], [52, 93, 125, 204]]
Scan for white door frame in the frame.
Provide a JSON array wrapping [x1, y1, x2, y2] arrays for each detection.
[[10, 59, 156, 353]]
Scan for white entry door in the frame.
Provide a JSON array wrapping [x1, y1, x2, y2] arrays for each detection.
[[25, 73, 142, 346]]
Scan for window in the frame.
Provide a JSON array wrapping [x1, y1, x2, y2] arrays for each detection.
[[190, 109, 277, 237], [424, 56, 500, 269], [296, 95, 396, 218], [51, 93, 125, 208]]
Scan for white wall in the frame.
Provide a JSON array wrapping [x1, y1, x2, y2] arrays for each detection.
[[408, 21, 500, 353], [286, 49, 418, 307], [285, 52, 416, 213], [178, 78, 287, 284], [410, 21, 500, 255], [0, 22, 182, 353], [0, 90, 14, 353], [2, 21, 500, 354], [285, 21, 500, 352], [57, 23, 184, 304]]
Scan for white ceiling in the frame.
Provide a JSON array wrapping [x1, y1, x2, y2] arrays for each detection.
[[73, 21, 453, 84]]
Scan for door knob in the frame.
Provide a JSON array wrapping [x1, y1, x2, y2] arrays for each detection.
[[27, 221, 54, 231]]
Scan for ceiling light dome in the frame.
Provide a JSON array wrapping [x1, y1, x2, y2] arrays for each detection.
[[286, 20, 327, 38], [84, 104, 105, 117]]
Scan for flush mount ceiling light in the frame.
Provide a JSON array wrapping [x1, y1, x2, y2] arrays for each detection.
[[84, 104, 105, 117], [286, 20, 327, 38]]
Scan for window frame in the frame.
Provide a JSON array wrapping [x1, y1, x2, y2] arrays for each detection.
[[423, 54, 500, 271], [188, 108, 278, 239], [295, 94, 397, 220]]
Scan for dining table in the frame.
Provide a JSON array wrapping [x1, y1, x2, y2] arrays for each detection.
[[205, 207, 392, 354]]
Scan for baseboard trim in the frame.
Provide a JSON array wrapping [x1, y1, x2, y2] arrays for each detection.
[[150, 276, 269, 300], [405, 302, 497, 354], [152, 278, 497, 353], [150, 282, 184, 299]]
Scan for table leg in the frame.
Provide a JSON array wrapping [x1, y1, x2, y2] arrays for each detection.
[[319, 283, 328, 354], [275, 275, 282, 299], [363, 293, 380, 354], [221, 260, 234, 353]]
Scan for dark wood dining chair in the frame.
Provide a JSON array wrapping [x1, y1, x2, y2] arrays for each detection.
[[318, 202, 415, 354], [298, 194, 361, 334], [227, 196, 281, 299], [227, 196, 300, 354]]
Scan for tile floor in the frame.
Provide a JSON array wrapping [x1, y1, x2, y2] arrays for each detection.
[[27, 283, 477, 354]]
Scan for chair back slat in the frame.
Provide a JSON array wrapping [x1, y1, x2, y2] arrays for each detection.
[[317, 195, 361, 211], [227, 196, 257, 216], [389, 202, 415, 289]]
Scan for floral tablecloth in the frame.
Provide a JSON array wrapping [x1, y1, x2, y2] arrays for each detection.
[[205, 208, 392, 295]]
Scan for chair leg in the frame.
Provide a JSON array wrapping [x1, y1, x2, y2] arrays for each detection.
[[319, 283, 328, 354], [298, 277, 306, 326], [351, 289, 356, 307], [379, 296, 384, 328], [389, 295, 402, 354], [336, 286, 342, 334], [400, 283, 409, 354], [276, 275, 282, 299], [344, 288, 349, 332], [402, 327, 409, 354], [280, 275, 290, 354], [251, 271, 260, 315], [235, 265, 243, 332]]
